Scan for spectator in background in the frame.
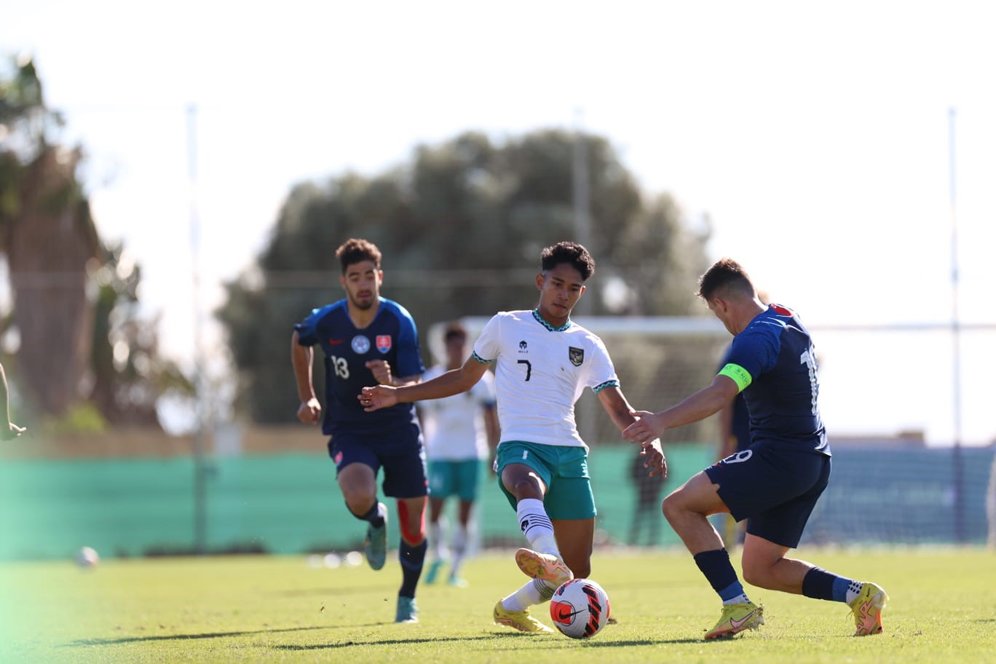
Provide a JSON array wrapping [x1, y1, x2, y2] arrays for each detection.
[[628, 445, 669, 545], [1, 362, 26, 441], [419, 322, 500, 587], [987, 453, 996, 550]]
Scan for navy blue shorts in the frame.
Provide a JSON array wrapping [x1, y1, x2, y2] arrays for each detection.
[[328, 423, 428, 499], [705, 444, 831, 548]]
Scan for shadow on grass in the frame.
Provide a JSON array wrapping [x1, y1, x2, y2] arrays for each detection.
[[65, 625, 329, 647], [275, 634, 526, 651], [276, 633, 708, 652]]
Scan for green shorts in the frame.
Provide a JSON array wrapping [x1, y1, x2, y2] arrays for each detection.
[[495, 441, 596, 520], [428, 459, 483, 501]]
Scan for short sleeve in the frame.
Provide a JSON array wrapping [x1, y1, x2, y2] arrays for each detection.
[[587, 336, 619, 392], [726, 324, 780, 382], [472, 314, 503, 363], [394, 308, 425, 378], [293, 308, 322, 346]]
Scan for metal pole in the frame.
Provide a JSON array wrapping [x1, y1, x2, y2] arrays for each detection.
[[948, 107, 964, 543], [572, 109, 597, 442], [188, 103, 208, 554]]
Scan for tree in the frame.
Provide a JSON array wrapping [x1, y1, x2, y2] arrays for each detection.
[[0, 55, 190, 426], [220, 129, 715, 430]]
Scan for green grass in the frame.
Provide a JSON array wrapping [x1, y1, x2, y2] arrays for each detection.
[[2, 548, 995, 663]]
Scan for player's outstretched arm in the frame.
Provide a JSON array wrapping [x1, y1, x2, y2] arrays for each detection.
[[361, 356, 490, 412], [623, 375, 739, 445], [596, 386, 666, 477]]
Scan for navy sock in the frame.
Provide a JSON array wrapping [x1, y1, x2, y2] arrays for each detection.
[[803, 567, 856, 603], [351, 502, 385, 528], [693, 549, 745, 601], [398, 539, 427, 598]]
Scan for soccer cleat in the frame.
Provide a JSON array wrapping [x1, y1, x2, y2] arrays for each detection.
[[514, 548, 574, 587], [703, 601, 764, 640], [424, 559, 444, 584], [493, 600, 553, 633], [848, 582, 888, 636], [395, 595, 419, 623], [364, 511, 387, 571]]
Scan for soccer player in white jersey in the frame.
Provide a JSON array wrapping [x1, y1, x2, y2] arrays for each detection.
[[361, 241, 666, 634], [419, 322, 499, 587]]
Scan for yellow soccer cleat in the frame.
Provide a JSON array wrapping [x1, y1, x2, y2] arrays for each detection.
[[703, 601, 764, 640], [848, 582, 888, 636], [493, 600, 554, 634], [514, 548, 574, 587]]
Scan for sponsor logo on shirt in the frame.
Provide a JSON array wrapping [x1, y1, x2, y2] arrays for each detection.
[[518, 340, 528, 353], [376, 335, 392, 353], [569, 346, 584, 366], [328, 338, 345, 346], [351, 335, 371, 354]]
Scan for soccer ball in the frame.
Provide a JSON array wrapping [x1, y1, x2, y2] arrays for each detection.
[[549, 578, 611, 639], [76, 546, 100, 568]]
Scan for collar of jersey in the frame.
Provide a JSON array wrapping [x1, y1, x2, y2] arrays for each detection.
[[532, 308, 572, 332]]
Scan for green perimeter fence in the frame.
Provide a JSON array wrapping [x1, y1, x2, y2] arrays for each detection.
[[1, 443, 993, 560]]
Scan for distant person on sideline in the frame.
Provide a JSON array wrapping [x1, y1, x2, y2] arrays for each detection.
[[623, 258, 888, 640], [361, 241, 666, 634], [419, 321, 500, 587], [1, 362, 25, 441], [290, 238, 428, 624]]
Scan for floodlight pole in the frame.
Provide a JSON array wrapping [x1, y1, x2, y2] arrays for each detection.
[[188, 103, 208, 554], [948, 107, 964, 543]]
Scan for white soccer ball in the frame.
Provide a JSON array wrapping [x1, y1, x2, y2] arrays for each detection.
[[76, 546, 100, 568], [549, 578, 611, 639]]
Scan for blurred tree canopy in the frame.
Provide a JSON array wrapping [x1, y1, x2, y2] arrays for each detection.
[[219, 130, 714, 426], [0, 55, 190, 428]]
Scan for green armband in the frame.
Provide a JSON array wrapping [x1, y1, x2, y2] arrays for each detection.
[[718, 363, 752, 392]]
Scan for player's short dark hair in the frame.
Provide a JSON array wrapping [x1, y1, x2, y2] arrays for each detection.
[[443, 322, 467, 344], [698, 258, 756, 300], [541, 241, 595, 281], [335, 238, 382, 274]]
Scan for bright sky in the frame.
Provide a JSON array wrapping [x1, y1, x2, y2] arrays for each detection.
[[3, 1, 995, 444]]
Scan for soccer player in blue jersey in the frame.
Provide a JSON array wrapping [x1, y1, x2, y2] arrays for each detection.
[[291, 238, 428, 623], [623, 258, 887, 640]]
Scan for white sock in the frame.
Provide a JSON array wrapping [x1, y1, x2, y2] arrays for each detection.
[[845, 581, 863, 604], [427, 522, 444, 561], [516, 498, 559, 556], [723, 592, 751, 606], [501, 578, 558, 612], [450, 524, 467, 578]]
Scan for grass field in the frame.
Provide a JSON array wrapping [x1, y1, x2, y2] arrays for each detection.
[[2, 547, 994, 663]]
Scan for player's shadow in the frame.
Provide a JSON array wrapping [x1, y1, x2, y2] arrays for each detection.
[[275, 635, 510, 651], [65, 625, 329, 647]]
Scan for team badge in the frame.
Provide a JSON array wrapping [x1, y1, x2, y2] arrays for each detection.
[[376, 335, 392, 353], [351, 335, 371, 354], [569, 346, 584, 366]]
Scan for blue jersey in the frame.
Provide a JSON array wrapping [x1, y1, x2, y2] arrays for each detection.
[[294, 297, 425, 435], [721, 304, 829, 456], [718, 345, 752, 452]]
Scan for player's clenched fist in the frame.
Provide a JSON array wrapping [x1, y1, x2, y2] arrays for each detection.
[[297, 397, 322, 424], [360, 385, 398, 412]]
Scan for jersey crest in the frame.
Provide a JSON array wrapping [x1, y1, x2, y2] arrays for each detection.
[[351, 335, 371, 354], [569, 346, 584, 366], [376, 335, 392, 353]]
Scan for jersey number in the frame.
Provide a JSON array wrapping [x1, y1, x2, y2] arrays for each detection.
[[330, 355, 350, 380], [517, 359, 532, 381], [799, 348, 818, 415]]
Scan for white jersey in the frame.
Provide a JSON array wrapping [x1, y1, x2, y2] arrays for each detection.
[[419, 364, 496, 460], [472, 310, 619, 448]]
